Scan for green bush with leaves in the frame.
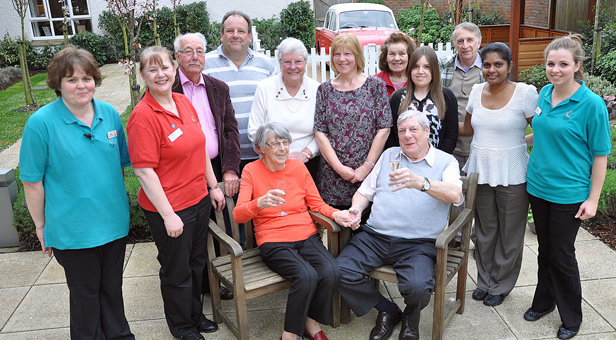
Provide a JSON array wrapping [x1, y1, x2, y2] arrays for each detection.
[[599, 169, 616, 213], [0, 34, 60, 70], [584, 73, 616, 97], [595, 50, 616, 84], [280, 0, 315, 49], [396, 4, 451, 44], [253, 17, 283, 51], [518, 64, 549, 91], [357, 0, 384, 3], [442, 7, 505, 27], [69, 32, 114, 66]]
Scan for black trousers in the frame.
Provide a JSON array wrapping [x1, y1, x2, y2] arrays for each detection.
[[529, 194, 583, 332], [337, 227, 436, 327], [259, 233, 341, 336], [54, 237, 134, 340], [143, 195, 211, 337]]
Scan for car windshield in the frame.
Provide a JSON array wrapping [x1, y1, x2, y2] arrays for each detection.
[[338, 10, 397, 29]]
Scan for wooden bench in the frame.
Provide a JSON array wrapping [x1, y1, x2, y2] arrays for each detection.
[[337, 173, 478, 340], [205, 182, 344, 340]]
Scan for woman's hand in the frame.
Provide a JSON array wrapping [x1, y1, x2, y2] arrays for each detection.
[[257, 189, 286, 210], [288, 152, 309, 163], [163, 213, 184, 238], [36, 225, 52, 257], [210, 187, 226, 212], [351, 163, 373, 183], [332, 210, 360, 229], [335, 165, 355, 182], [575, 199, 598, 220]]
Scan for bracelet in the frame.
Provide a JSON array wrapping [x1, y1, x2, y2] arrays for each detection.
[[208, 185, 220, 190], [301, 151, 312, 159], [366, 160, 376, 167]]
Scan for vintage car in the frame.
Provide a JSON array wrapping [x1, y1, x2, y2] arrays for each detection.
[[315, 3, 403, 54]]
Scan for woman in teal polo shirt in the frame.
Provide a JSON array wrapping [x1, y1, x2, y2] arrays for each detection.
[[523, 35, 611, 340], [19, 47, 134, 339]]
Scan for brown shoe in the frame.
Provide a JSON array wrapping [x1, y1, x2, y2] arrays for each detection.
[[369, 307, 403, 340], [399, 315, 419, 340]]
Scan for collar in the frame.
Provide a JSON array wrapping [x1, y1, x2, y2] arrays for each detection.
[[141, 89, 182, 118], [411, 90, 433, 103], [58, 98, 102, 127], [216, 45, 254, 60], [273, 74, 312, 101], [454, 53, 482, 72], [541, 80, 587, 106], [178, 68, 205, 87], [397, 143, 435, 166]]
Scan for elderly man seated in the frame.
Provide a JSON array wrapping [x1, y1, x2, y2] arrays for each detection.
[[337, 110, 464, 340]]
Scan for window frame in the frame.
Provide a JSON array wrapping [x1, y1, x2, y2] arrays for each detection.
[[27, 0, 92, 41]]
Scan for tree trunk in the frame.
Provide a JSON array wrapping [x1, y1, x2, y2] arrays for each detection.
[[129, 28, 140, 107], [18, 16, 36, 106], [591, 0, 602, 74]]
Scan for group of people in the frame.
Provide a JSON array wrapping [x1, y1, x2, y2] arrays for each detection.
[[18, 7, 609, 340]]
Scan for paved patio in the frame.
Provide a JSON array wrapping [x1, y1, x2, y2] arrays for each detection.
[[1, 64, 616, 339]]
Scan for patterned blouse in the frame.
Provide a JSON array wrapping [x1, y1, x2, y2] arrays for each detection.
[[314, 76, 393, 206]]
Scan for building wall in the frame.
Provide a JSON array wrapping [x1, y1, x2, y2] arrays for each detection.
[[0, 3, 29, 39], [383, 0, 549, 28]]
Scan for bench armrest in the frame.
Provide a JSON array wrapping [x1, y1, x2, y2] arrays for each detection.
[[435, 208, 473, 249], [208, 219, 244, 257], [309, 211, 341, 233]]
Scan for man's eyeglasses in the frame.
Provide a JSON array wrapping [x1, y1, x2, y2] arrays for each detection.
[[266, 140, 290, 149], [180, 49, 205, 57]]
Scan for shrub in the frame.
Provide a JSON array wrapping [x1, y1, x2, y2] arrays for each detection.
[[595, 50, 616, 84], [607, 125, 616, 170], [12, 168, 39, 251], [598, 169, 616, 213], [442, 7, 506, 26], [0, 66, 22, 89], [69, 32, 113, 66], [518, 64, 549, 91], [280, 0, 315, 49], [123, 166, 152, 243], [585, 73, 616, 97], [205, 22, 221, 52], [357, 0, 384, 3], [253, 17, 283, 51], [397, 4, 451, 44], [0, 34, 61, 70]]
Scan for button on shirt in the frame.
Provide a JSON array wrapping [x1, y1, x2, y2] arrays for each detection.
[[179, 68, 219, 159]]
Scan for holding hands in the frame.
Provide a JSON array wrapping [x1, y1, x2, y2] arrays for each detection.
[[258, 189, 286, 210], [332, 209, 361, 229]]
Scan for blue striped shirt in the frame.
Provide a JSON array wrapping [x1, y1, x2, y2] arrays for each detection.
[[203, 46, 276, 160]]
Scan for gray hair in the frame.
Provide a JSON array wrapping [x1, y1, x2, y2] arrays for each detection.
[[173, 33, 207, 53], [397, 109, 430, 130], [452, 22, 482, 43], [277, 37, 308, 63], [253, 122, 293, 151], [221, 11, 252, 33]]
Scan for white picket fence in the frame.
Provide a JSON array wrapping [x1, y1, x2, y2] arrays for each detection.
[[251, 26, 454, 82]]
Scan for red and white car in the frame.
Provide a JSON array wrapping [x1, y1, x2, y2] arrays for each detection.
[[315, 3, 403, 54]]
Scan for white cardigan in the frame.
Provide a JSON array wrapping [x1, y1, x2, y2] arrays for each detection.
[[248, 73, 320, 156]]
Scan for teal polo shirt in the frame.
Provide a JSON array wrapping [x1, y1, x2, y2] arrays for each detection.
[[527, 81, 611, 204], [20, 98, 131, 250]]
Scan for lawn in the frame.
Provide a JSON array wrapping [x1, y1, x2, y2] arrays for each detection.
[[0, 74, 56, 152]]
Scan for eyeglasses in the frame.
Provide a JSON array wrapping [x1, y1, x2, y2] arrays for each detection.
[[265, 140, 290, 149], [180, 49, 205, 57], [281, 60, 305, 67]]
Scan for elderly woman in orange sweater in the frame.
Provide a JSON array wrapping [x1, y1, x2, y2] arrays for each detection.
[[234, 122, 356, 340]]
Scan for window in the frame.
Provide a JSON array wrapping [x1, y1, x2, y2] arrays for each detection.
[[28, 0, 92, 39]]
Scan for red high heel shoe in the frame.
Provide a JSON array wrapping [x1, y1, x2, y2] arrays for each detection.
[[304, 328, 329, 340]]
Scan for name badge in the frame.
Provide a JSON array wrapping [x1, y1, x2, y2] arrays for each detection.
[[107, 130, 117, 139], [535, 107, 542, 116], [168, 128, 183, 142]]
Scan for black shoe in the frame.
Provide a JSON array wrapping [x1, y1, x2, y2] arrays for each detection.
[[197, 318, 218, 333], [220, 286, 234, 300], [177, 331, 205, 340], [557, 325, 578, 339], [523, 305, 556, 321], [398, 315, 419, 340], [483, 294, 506, 306], [472, 288, 488, 301], [369, 307, 403, 340]]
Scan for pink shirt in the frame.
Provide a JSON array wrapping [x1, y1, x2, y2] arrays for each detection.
[[179, 69, 219, 159]]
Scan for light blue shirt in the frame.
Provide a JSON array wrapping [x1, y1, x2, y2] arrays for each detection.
[[20, 98, 131, 250]]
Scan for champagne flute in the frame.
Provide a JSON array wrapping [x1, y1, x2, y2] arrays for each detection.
[[276, 180, 288, 216], [390, 151, 401, 172]]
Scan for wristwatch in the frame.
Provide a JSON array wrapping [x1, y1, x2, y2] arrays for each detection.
[[301, 151, 312, 159], [420, 177, 431, 192]]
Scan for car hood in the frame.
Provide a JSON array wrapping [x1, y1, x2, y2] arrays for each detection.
[[338, 29, 401, 46]]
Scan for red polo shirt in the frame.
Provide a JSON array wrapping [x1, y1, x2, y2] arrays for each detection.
[[127, 89, 208, 212]]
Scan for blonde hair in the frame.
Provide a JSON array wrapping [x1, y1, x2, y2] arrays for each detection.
[[139, 45, 174, 72], [330, 33, 365, 75], [544, 34, 585, 80]]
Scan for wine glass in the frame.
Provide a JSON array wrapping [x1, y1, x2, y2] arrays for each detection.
[[276, 180, 288, 216], [390, 151, 401, 172]]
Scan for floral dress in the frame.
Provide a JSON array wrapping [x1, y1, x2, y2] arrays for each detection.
[[314, 76, 392, 206]]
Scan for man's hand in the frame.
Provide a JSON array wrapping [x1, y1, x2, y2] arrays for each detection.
[[389, 168, 423, 192], [222, 172, 239, 197]]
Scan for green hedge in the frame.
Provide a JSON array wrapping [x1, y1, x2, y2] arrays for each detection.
[[0, 34, 62, 70], [280, 1, 315, 50]]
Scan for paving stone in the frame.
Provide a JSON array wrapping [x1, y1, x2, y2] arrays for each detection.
[[122, 275, 165, 322], [0, 287, 28, 330], [0, 252, 51, 289], [2, 283, 69, 332], [582, 278, 616, 329], [34, 256, 65, 285], [0, 328, 70, 339], [123, 242, 160, 278]]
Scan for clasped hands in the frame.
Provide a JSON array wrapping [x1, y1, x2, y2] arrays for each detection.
[[336, 162, 372, 183]]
